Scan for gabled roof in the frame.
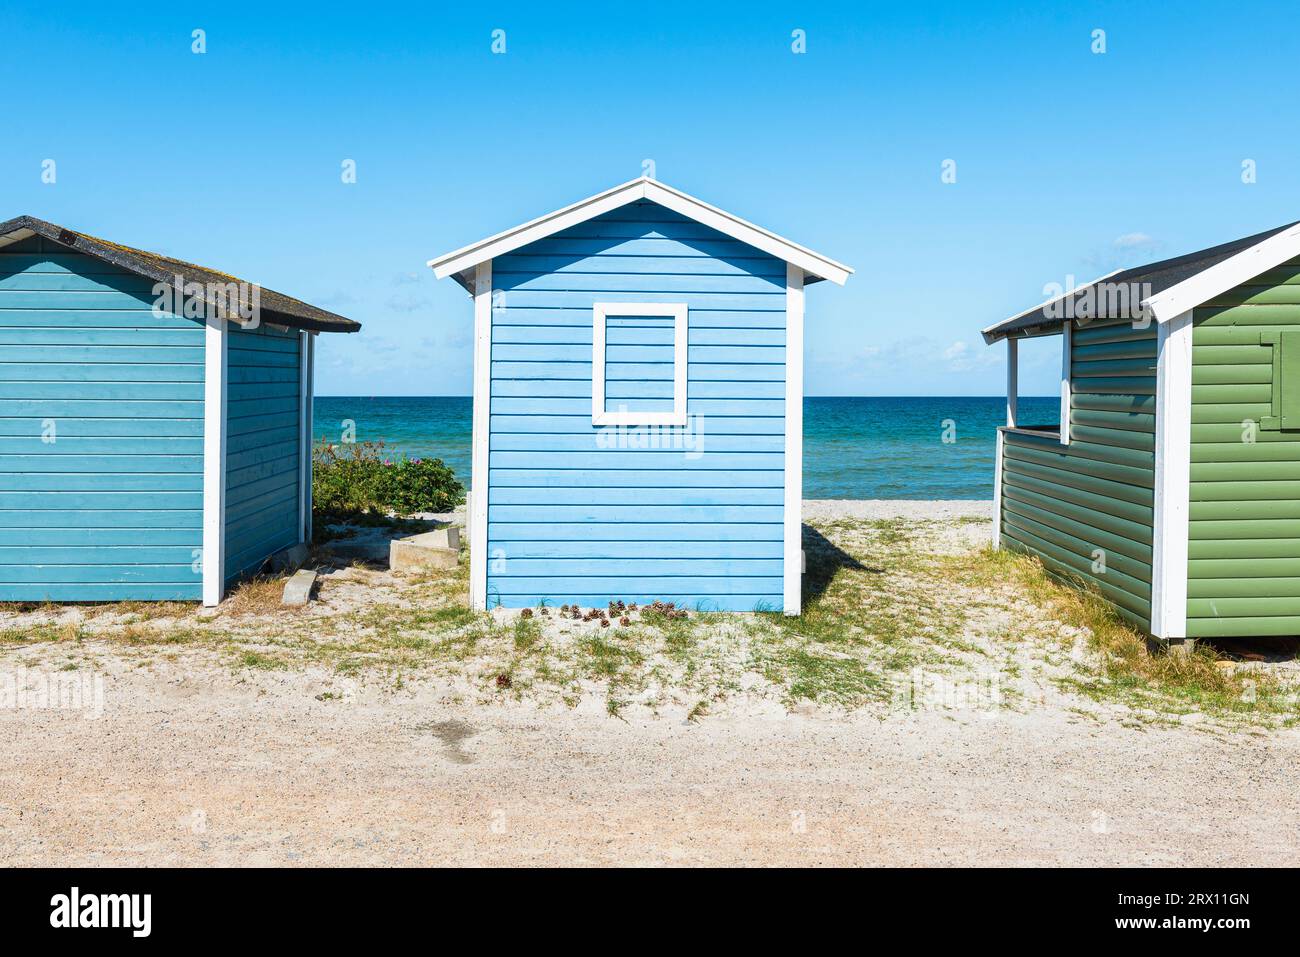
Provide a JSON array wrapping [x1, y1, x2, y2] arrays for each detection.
[[428, 177, 854, 291], [0, 216, 360, 333], [982, 220, 1300, 344]]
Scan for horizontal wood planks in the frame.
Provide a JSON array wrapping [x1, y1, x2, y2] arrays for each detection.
[[999, 317, 1157, 625], [485, 201, 786, 610], [1187, 256, 1300, 636], [223, 324, 301, 584], [0, 237, 204, 601]]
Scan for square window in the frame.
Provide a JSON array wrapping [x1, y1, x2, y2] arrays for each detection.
[[591, 302, 687, 426]]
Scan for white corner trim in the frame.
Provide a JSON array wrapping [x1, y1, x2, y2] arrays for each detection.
[[469, 261, 493, 610], [1059, 321, 1072, 445], [1006, 337, 1018, 428], [991, 428, 1005, 549], [298, 331, 313, 544], [428, 177, 853, 287], [783, 264, 805, 615], [202, 316, 227, 607], [592, 302, 687, 426], [1143, 224, 1300, 322], [1150, 309, 1193, 639]]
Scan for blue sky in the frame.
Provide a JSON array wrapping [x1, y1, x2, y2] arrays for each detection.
[[4, 1, 1297, 396]]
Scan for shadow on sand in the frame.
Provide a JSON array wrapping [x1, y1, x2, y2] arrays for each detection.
[[800, 523, 880, 609]]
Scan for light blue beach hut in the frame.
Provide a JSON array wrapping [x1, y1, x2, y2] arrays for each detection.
[[0, 216, 360, 605], [429, 178, 851, 613]]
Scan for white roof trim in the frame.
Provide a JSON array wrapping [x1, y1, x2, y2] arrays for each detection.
[[427, 176, 853, 287], [1142, 222, 1300, 321]]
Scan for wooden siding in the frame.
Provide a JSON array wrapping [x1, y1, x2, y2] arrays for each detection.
[[999, 317, 1157, 628], [0, 236, 205, 601], [602, 313, 674, 408], [1187, 256, 1300, 637], [486, 200, 786, 610], [224, 324, 301, 584]]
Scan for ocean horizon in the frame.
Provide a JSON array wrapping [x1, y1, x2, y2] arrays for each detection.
[[313, 395, 1058, 500]]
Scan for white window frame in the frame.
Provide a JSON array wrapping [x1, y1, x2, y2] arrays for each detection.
[[591, 302, 687, 426]]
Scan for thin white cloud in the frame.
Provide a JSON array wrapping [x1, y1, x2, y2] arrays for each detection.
[[1113, 232, 1157, 249]]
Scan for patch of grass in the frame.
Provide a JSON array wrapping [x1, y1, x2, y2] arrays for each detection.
[[758, 645, 887, 707], [222, 577, 290, 617], [638, 607, 712, 655], [686, 699, 710, 722], [974, 545, 1292, 720], [119, 623, 153, 643], [757, 519, 973, 668], [0, 600, 64, 616], [579, 634, 644, 680], [85, 600, 192, 622], [236, 649, 284, 670], [1, 512, 1291, 727], [0, 622, 81, 644], [337, 602, 490, 665], [512, 616, 542, 653]]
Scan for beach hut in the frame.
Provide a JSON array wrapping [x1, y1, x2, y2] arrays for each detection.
[[0, 216, 360, 606], [984, 220, 1300, 645], [428, 177, 851, 613]]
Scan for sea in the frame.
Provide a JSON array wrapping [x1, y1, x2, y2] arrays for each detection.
[[312, 396, 1058, 500]]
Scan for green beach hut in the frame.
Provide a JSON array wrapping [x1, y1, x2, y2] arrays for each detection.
[[984, 221, 1300, 646]]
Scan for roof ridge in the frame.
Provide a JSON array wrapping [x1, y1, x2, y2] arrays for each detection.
[[0, 215, 360, 334], [427, 178, 853, 290]]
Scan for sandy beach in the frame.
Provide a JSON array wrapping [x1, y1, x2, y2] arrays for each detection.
[[3, 500, 1299, 867]]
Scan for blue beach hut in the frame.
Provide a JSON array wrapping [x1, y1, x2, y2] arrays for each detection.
[[428, 178, 851, 613], [0, 216, 360, 605]]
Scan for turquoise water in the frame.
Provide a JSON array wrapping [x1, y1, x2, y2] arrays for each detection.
[[313, 396, 1058, 500]]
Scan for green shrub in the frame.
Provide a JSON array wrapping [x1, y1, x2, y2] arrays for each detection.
[[313, 440, 465, 522]]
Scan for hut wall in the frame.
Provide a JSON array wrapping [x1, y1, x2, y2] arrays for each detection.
[[999, 317, 1157, 628]]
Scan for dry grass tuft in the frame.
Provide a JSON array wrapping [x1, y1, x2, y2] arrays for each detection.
[[84, 600, 192, 621], [982, 546, 1291, 717], [221, 577, 292, 617]]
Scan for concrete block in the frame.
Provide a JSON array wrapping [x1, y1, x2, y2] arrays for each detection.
[[424, 526, 460, 550], [321, 539, 391, 565], [268, 542, 309, 573], [282, 568, 318, 607], [390, 529, 461, 572]]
